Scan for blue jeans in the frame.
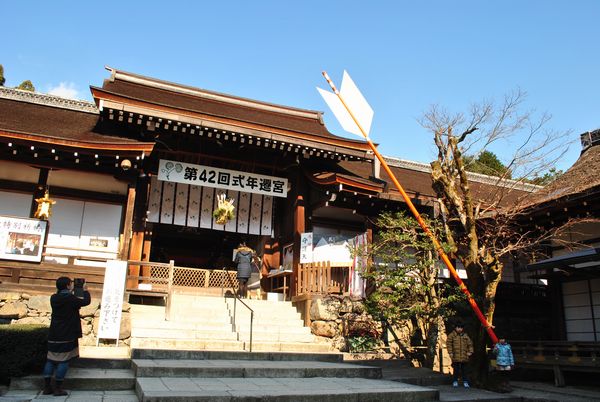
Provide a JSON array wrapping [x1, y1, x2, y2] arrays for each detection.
[[43, 360, 69, 381], [452, 362, 469, 383]]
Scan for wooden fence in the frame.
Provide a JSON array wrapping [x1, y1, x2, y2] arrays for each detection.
[[126, 260, 238, 292], [296, 262, 350, 295], [511, 340, 600, 386]]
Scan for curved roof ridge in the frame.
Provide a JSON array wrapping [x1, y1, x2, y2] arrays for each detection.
[[0, 86, 98, 114], [106, 66, 323, 120]]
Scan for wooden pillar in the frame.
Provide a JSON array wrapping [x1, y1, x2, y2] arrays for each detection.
[[127, 231, 144, 289], [120, 186, 138, 289], [292, 194, 305, 297], [120, 186, 136, 260]]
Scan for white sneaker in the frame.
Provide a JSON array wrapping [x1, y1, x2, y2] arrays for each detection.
[[464, 382, 470, 388], [452, 381, 458, 387]]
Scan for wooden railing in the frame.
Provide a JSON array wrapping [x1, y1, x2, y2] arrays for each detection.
[[511, 340, 600, 386], [296, 262, 350, 295]]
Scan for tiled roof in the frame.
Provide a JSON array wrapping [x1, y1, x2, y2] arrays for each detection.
[[95, 67, 368, 146], [0, 88, 152, 149], [528, 142, 600, 205]]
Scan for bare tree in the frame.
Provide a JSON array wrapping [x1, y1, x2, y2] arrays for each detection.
[[420, 89, 579, 383]]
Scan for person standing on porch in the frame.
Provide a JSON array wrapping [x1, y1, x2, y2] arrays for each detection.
[[234, 242, 256, 298], [446, 322, 473, 388], [42, 276, 91, 396]]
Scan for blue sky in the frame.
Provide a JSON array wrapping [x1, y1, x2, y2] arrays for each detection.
[[1, 1, 598, 172]]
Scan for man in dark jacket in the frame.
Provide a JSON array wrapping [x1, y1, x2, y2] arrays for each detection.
[[42, 276, 91, 396]]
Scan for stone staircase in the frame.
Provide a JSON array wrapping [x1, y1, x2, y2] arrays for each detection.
[[131, 349, 439, 401], [130, 294, 331, 353]]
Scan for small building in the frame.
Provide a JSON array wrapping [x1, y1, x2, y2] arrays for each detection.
[[523, 129, 600, 341]]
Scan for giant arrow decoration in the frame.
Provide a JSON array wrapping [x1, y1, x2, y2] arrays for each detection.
[[318, 70, 499, 344]]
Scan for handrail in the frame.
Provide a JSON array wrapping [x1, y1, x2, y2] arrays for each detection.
[[223, 267, 254, 352]]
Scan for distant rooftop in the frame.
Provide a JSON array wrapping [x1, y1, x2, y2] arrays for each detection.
[[383, 155, 542, 192], [0, 86, 98, 114]]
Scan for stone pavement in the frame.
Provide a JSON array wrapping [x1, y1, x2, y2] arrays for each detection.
[[3, 379, 600, 402], [0, 389, 139, 402]]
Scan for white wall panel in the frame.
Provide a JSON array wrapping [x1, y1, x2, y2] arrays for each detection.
[[564, 306, 593, 320], [0, 191, 32, 217], [48, 168, 127, 195]]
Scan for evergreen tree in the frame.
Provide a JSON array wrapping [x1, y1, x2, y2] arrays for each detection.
[[16, 80, 35, 92], [0, 64, 5, 86], [465, 150, 511, 178]]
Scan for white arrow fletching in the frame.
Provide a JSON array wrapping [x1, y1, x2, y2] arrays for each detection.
[[317, 87, 366, 138], [340, 70, 374, 136]]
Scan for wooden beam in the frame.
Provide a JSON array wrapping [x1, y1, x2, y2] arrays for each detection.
[[120, 186, 136, 260]]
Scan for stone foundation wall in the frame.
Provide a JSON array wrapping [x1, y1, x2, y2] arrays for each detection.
[[307, 294, 452, 372], [0, 292, 131, 345], [308, 295, 382, 352]]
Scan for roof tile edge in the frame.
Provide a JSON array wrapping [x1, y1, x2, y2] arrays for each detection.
[[383, 155, 542, 192], [0, 87, 98, 114]]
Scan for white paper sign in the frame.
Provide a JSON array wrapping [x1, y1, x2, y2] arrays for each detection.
[[158, 159, 287, 198], [300, 232, 313, 263], [97, 260, 127, 341]]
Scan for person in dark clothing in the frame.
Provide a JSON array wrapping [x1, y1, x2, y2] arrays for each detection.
[[42, 276, 91, 396], [233, 242, 256, 298]]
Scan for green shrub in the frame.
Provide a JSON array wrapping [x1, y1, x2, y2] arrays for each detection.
[[348, 335, 379, 353], [0, 325, 48, 384]]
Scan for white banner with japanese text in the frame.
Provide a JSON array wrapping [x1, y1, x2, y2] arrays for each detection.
[[158, 159, 287, 198], [97, 260, 127, 342]]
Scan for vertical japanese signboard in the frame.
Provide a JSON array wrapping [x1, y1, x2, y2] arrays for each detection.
[[97, 260, 127, 344], [300, 232, 313, 264]]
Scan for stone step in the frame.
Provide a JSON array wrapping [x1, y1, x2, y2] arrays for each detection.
[[229, 311, 302, 320], [131, 359, 382, 379], [130, 338, 245, 351], [236, 331, 315, 343], [130, 338, 331, 353], [131, 348, 343, 362], [131, 327, 238, 340], [135, 376, 439, 402], [245, 341, 331, 353], [9, 368, 135, 391], [236, 324, 311, 334], [131, 320, 233, 331]]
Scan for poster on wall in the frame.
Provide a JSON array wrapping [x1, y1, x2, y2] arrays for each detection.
[[0, 215, 47, 263], [282, 243, 294, 271]]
